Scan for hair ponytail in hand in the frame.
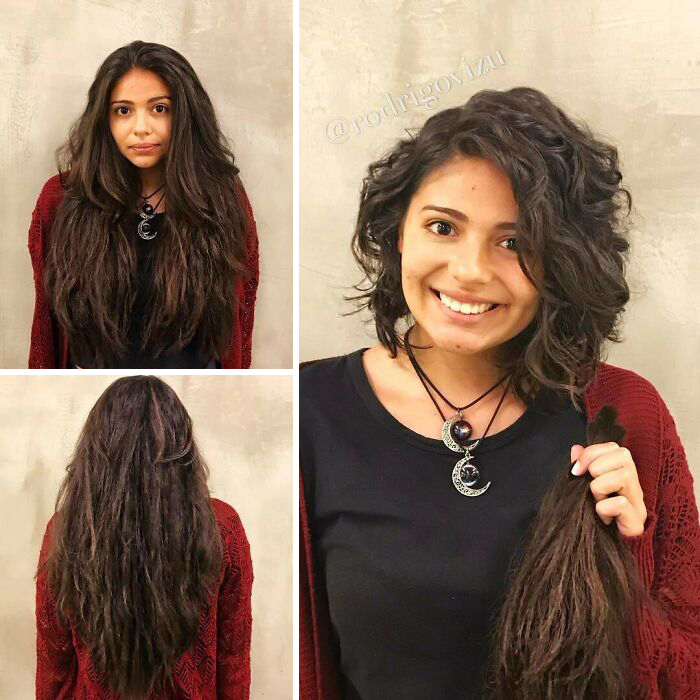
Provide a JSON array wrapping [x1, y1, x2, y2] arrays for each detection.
[[482, 405, 663, 700]]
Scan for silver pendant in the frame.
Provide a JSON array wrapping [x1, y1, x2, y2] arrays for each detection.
[[451, 451, 491, 497], [442, 414, 465, 453], [137, 210, 158, 240]]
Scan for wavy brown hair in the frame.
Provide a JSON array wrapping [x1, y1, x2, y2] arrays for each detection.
[[45, 40, 248, 367], [349, 88, 660, 697], [481, 405, 665, 699], [38, 376, 223, 698], [350, 86, 633, 411]]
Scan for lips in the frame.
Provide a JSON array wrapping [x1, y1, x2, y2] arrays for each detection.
[[132, 144, 158, 151]]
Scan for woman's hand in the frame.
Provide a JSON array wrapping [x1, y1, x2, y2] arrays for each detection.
[[570, 442, 648, 537]]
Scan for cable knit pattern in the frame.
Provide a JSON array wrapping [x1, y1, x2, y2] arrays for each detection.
[[36, 498, 253, 700], [27, 173, 259, 369], [299, 359, 700, 700]]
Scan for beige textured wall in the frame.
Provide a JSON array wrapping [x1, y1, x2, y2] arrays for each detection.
[[2, 0, 292, 369], [300, 0, 700, 500], [0, 374, 292, 700]]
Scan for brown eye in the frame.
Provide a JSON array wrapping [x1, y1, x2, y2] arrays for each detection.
[[428, 220, 453, 236]]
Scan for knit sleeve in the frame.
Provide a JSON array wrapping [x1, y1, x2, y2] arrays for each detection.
[[35, 520, 75, 699], [620, 398, 700, 692], [27, 192, 56, 369], [235, 179, 259, 370], [216, 509, 254, 699]]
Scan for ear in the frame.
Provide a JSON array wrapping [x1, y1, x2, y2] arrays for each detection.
[[397, 225, 404, 254]]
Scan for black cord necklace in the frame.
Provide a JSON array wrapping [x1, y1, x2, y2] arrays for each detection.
[[137, 184, 166, 240], [403, 326, 514, 496]]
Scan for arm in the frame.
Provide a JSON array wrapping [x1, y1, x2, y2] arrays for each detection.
[[27, 195, 56, 368], [299, 467, 342, 700], [236, 179, 259, 370], [35, 520, 75, 699], [621, 399, 700, 692], [217, 512, 254, 699]]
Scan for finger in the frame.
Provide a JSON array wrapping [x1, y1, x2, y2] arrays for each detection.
[[571, 442, 620, 476], [589, 466, 630, 503], [595, 495, 645, 537], [586, 447, 634, 479]]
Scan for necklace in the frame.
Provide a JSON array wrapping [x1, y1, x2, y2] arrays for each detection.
[[403, 327, 514, 496], [137, 184, 166, 240]]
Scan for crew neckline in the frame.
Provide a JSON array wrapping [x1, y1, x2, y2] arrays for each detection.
[[347, 347, 540, 454]]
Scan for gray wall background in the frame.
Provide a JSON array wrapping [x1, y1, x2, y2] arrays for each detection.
[[2, 0, 292, 368], [300, 0, 700, 501], [0, 374, 292, 700]]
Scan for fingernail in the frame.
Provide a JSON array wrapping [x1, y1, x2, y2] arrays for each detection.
[[570, 460, 582, 476]]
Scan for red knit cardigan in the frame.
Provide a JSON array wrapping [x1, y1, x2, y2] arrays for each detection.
[[299, 360, 700, 700], [27, 173, 259, 369], [36, 497, 253, 699]]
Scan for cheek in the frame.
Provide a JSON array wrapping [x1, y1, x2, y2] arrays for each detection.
[[109, 120, 126, 143]]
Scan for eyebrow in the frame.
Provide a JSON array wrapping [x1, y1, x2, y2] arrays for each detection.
[[110, 95, 172, 105], [420, 205, 517, 230]]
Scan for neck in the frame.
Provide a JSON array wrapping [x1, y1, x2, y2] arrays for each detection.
[[139, 166, 164, 197], [401, 325, 509, 404]]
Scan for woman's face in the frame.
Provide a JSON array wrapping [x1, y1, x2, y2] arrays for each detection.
[[398, 155, 540, 358], [108, 67, 172, 182]]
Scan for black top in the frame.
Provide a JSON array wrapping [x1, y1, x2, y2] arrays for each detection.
[[300, 350, 587, 700], [70, 212, 216, 369]]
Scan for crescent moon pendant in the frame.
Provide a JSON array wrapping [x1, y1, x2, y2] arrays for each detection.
[[451, 455, 491, 497]]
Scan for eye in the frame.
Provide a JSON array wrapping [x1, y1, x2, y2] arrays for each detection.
[[113, 104, 169, 116], [500, 237, 518, 251], [427, 220, 453, 236]]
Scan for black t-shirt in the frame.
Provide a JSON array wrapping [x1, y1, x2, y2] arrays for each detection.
[[69, 212, 215, 369], [300, 350, 587, 700]]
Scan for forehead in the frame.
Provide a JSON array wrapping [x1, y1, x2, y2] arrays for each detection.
[[110, 67, 171, 102], [411, 155, 518, 218]]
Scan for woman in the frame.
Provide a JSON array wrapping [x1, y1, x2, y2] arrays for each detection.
[[300, 87, 700, 699], [36, 376, 253, 698], [28, 40, 259, 369]]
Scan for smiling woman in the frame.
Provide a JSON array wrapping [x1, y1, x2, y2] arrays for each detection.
[[27, 40, 259, 369], [300, 86, 700, 700]]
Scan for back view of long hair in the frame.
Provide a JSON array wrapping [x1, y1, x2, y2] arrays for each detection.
[[39, 376, 224, 697]]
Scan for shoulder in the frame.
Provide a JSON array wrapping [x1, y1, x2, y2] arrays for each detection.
[[590, 361, 670, 421], [300, 350, 362, 379], [38, 513, 58, 565], [233, 174, 254, 216], [211, 497, 245, 534], [211, 498, 251, 569], [300, 351, 364, 404], [36, 172, 68, 210]]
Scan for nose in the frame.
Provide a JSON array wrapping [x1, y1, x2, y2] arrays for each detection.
[[133, 109, 151, 136], [447, 235, 493, 285]]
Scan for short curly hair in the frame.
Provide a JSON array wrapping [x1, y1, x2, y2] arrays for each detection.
[[349, 86, 633, 410]]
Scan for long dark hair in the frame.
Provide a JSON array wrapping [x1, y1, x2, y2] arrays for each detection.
[[39, 376, 223, 697], [350, 88, 658, 697], [482, 405, 664, 698], [45, 40, 248, 367], [350, 86, 633, 411]]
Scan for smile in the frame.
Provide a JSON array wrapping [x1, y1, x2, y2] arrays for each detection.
[[435, 290, 500, 316]]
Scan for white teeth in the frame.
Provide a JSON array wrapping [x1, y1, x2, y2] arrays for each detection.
[[439, 292, 494, 315]]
